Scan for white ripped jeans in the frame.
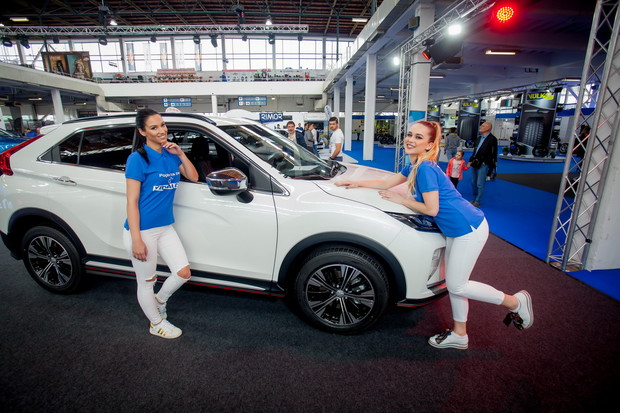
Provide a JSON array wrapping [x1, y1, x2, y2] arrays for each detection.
[[444, 218, 505, 322], [123, 225, 189, 324]]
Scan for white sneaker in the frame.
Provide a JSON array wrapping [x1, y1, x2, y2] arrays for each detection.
[[504, 290, 534, 330], [428, 329, 468, 350], [154, 295, 167, 320], [149, 320, 182, 339]]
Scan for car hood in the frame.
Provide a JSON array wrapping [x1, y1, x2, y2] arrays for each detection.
[[314, 163, 414, 214]]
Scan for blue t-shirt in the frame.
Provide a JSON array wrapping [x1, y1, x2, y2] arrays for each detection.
[[400, 161, 484, 237], [124, 146, 182, 231]]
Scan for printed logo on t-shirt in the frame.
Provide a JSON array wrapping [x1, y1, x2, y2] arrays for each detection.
[[152, 171, 180, 192]]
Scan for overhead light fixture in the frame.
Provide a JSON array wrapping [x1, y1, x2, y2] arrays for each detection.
[[234, 5, 246, 25], [10, 17, 30, 22], [193, 35, 200, 45], [447, 23, 462, 36], [28, 97, 42, 101], [241, 34, 248, 42], [297, 34, 303, 42], [485, 49, 519, 55], [421, 50, 431, 60], [352, 17, 368, 23], [429, 74, 445, 79], [2, 37, 13, 47], [98, 36, 108, 46], [52, 35, 60, 44], [209, 34, 217, 47], [19, 36, 30, 49], [268, 33, 275, 45], [392, 56, 400, 65], [389, 87, 401, 91], [76, 102, 87, 106], [109, 19, 118, 26], [563, 77, 581, 82], [150, 35, 157, 43], [265, 15, 273, 25]]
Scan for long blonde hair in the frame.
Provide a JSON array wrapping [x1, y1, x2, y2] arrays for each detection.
[[406, 120, 442, 195]]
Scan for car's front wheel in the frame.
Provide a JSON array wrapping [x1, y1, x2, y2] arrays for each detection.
[[21, 226, 84, 294], [294, 246, 389, 334]]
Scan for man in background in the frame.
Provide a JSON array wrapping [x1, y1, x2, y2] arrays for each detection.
[[328, 117, 344, 161]]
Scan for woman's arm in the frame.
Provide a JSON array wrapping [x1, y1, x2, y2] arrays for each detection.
[[126, 178, 148, 261], [378, 190, 440, 217], [162, 142, 199, 182], [335, 172, 407, 190]]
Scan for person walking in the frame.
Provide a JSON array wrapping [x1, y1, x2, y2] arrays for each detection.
[[328, 117, 344, 161], [468, 122, 498, 207], [123, 109, 199, 339], [335, 120, 533, 350], [446, 149, 468, 189], [444, 127, 461, 160]]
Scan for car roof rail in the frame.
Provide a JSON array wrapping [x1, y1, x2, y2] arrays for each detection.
[[62, 112, 216, 125]]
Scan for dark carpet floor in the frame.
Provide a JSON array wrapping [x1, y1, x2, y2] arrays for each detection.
[[1, 235, 619, 412]]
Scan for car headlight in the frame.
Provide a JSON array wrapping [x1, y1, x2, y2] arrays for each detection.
[[386, 212, 441, 233]]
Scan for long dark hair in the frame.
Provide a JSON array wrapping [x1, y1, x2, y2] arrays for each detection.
[[135, 108, 159, 164]]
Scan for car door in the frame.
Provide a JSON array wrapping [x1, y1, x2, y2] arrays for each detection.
[[41, 125, 134, 260], [166, 126, 278, 289]]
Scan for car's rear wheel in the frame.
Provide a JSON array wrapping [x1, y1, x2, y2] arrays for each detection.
[[294, 246, 389, 334], [21, 226, 83, 294]]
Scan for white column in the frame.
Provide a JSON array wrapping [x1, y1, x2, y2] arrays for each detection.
[[407, 2, 435, 123], [170, 37, 177, 70], [119, 38, 127, 75], [363, 53, 377, 160], [344, 75, 353, 151], [211, 94, 218, 115], [51, 89, 64, 123], [333, 86, 340, 118]]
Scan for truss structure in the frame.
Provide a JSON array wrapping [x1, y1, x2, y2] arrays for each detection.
[[0, 24, 308, 38], [546, 0, 620, 270], [394, 0, 494, 172]]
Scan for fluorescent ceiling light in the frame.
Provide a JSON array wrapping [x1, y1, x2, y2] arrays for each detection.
[[429, 74, 445, 79], [10, 17, 30, 22], [28, 97, 42, 101], [352, 17, 368, 23], [563, 77, 581, 82], [389, 87, 400, 91], [485, 49, 519, 55]]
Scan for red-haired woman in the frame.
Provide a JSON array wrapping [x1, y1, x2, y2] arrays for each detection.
[[335, 120, 533, 350]]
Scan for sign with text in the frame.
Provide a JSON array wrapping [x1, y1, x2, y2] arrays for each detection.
[[239, 96, 268, 106], [259, 112, 284, 123], [163, 97, 192, 108]]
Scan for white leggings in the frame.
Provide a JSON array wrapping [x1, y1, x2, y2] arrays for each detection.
[[123, 225, 190, 324], [444, 218, 505, 322]]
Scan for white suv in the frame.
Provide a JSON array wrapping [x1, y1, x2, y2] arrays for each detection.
[[0, 113, 446, 334]]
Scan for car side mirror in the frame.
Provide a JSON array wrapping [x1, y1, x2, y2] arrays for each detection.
[[205, 168, 251, 199]]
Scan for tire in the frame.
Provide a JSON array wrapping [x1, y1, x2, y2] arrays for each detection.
[[558, 142, 568, 154], [21, 226, 84, 294], [294, 246, 389, 334]]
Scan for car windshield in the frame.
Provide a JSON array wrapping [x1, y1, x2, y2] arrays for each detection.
[[219, 123, 345, 179]]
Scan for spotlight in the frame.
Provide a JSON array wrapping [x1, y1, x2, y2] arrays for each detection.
[[266, 15, 273, 25], [392, 56, 400, 65], [19, 36, 30, 49], [298, 34, 303, 42], [241, 34, 247, 42], [98, 36, 108, 46], [2, 37, 13, 47], [150, 35, 157, 43], [210, 34, 218, 48], [268, 33, 275, 45], [52, 35, 60, 44], [235, 5, 246, 25], [421, 50, 431, 60], [193, 35, 201, 45], [447, 23, 462, 36]]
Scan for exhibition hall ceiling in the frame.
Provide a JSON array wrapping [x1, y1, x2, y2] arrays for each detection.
[[0, 0, 601, 107]]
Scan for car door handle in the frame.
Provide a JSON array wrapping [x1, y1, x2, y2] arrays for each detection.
[[53, 176, 77, 186]]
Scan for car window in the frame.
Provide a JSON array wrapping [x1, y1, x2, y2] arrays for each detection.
[[53, 126, 134, 171], [218, 124, 341, 179]]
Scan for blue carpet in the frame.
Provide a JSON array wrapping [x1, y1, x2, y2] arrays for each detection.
[[343, 141, 620, 301]]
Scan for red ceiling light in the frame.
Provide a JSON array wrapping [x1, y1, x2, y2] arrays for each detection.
[[421, 50, 431, 60], [490, 1, 518, 27], [495, 5, 515, 23]]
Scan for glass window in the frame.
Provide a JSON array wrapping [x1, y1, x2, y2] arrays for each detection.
[[56, 127, 134, 170]]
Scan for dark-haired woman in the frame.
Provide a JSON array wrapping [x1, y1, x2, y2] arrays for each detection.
[[335, 120, 533, 350], [123, 109, 198, 339]]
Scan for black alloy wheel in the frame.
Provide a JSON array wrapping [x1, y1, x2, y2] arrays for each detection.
[[21, 226, 83, 294], [294, 246, 389, 334]]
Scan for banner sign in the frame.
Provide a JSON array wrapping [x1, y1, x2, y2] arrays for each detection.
[[259, 112, 283, 123], [457, 100, 481, 141], [239, 96, 268, 106], [162, 97, 192, 108], [516, 88, 559, 151]]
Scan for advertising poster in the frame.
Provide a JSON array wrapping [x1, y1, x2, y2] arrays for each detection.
[[42, 52, 92, 79], [457, 100, 481, 142], [427, 105, 441, 123], [516, 89, 559, 153]]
